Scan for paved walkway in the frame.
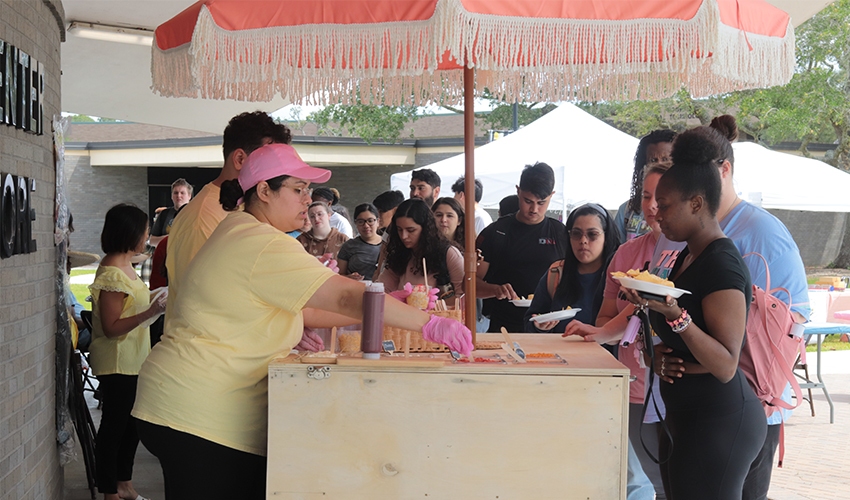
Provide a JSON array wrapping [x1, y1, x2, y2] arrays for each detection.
[[63, 354, 849, 500], [768, 370, 850, 500]]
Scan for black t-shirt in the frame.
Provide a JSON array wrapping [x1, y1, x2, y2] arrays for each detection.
[[477, 215, 568, 332], [151, 206, 179, 237], [650, 238, 752, 364]]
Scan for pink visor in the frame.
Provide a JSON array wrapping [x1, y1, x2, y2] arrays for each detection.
[[238, 144, 331, 200]]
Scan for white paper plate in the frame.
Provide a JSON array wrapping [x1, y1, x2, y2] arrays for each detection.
[[615, 276, 691, 298], [510, 299, 532, 307], [533, 308, 581, 323]]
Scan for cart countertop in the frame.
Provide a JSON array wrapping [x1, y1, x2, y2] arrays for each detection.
[[272, 333, 628, 376]]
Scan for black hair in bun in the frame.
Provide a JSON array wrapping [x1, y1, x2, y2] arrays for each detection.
[[220, 179, 244, 211]]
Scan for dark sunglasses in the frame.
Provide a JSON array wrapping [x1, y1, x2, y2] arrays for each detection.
[[569, 229, 602, 241]]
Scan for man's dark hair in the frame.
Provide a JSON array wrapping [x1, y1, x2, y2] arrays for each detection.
[[372, 190, 405, 212], [411, 168, 441, 189], [222, 111, 292, 161], [451, 177, 483, 202], [499, 195, 519, 217], [101, 204, 149, 254], [518, 162, 555, 200]]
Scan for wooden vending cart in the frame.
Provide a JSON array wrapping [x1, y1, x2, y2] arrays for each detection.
[[267, 334, 629, 499]]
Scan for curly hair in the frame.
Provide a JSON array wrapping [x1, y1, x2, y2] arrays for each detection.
[[672, 115, 737, 172], [432, 197, 466, 251], [222, 111, 292, 161], [385, 199, 452, 286], [628, 129, 678, 213]]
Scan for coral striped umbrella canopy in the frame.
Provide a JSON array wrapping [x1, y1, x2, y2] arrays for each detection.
[[152, 0, 794, 105]]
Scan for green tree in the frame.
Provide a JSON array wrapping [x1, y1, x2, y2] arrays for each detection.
[[577, 89, 717, 136], [308, 101, 421, 145], [67, 114, 96, 122], [723, 0, 850, 166]]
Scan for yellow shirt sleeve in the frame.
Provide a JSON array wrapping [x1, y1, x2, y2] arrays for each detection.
[[87, 266, 151, 376]]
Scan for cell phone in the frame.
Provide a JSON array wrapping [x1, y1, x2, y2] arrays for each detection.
[[637, 291, 667, 302]]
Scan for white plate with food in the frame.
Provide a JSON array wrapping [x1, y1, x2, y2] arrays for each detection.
[[510, 299, 532, 307], [615, 276, 691, 299], [532, 308, 581, 323]]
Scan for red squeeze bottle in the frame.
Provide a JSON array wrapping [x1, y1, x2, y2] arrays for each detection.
[[360, 282, 385, 359]]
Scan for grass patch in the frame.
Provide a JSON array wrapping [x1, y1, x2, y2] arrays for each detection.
[[805, 335, 850, 352], [70, 284, 92, 311], [69, 269, 95, 310]]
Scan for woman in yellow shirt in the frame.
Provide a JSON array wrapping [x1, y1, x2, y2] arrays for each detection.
[[89, 204, 167, 500], [132, 144, 472, 500]]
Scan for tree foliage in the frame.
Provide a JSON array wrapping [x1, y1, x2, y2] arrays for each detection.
[[576, 89, 718, 137], [307, 102, 420, 145], [720, 0, 850, 167]]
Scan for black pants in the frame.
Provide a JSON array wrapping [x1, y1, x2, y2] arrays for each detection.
[[95, 374, 140, 494], [137, 419, 267, 500], [659, 369, 767, 500], [742, 423, 781, 500]]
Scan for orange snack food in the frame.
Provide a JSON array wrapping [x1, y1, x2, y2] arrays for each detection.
[[405, 284, 430, 310], [526, 352, 557, 358], [611, 269, 674, 287]]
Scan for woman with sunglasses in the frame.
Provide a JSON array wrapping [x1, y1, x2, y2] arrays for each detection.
[[378, 198, 464, 299], [432, 197, 465, 251], [523, 203, 620, 333], [338, 203, 383, 280], [565, 162, 673, 500]]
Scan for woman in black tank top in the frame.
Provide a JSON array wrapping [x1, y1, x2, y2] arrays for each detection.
[[620, 158, 766, 500]]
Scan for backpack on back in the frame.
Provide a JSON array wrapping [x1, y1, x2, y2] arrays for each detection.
[[737, 252, 804, 466], [546, 260, 565, 297]]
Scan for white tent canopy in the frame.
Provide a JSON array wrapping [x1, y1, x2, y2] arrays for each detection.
[[391, 103, 640, 214], [392, 104, 850, 214], [732, 142, 850, 212]]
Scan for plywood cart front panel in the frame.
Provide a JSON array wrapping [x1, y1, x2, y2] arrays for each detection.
[[267, 335, 629, 500]]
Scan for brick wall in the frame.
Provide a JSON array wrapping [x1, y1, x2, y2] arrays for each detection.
[[0, 1, 65, 499], [65, 154, 148, 256]]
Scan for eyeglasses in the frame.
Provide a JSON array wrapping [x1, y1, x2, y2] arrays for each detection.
[[355, 218, 377, 226], [285, 186, 313, 199], [569, 229, 602, 241]]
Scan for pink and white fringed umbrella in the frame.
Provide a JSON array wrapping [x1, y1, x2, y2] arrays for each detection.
[[152, 0, 793, 104], [152, 0, 795, 335]]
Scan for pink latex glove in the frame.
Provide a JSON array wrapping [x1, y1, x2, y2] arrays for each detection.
[[387, 282, 440, 311], [294, 327, 324, 352], [318, 253, 339, 274], [422, 315, 474, 357]]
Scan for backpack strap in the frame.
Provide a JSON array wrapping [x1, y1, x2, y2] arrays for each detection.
[[546, 260, 565, 298]]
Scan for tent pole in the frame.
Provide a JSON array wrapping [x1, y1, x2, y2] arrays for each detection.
[[463, 66, 477, 343]]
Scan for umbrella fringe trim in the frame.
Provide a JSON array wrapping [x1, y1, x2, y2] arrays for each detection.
[[151, 0, 794, 104]]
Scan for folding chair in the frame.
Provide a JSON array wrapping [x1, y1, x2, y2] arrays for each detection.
[[793, 337, 815, 417], [79, 310, 101, 408]]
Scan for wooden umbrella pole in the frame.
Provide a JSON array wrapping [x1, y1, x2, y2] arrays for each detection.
[[463, 66, 477, 343]]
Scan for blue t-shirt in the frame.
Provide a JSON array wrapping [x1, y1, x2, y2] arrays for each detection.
[[650, 200, 810, 424]]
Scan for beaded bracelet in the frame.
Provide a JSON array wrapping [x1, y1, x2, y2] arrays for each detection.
[[666, 308, 691, 334]]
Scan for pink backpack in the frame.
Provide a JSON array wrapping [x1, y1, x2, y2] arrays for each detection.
[[737, 252, 803, 466]]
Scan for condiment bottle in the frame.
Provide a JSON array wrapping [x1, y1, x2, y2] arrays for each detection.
[[361, 282, 385, 359]]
